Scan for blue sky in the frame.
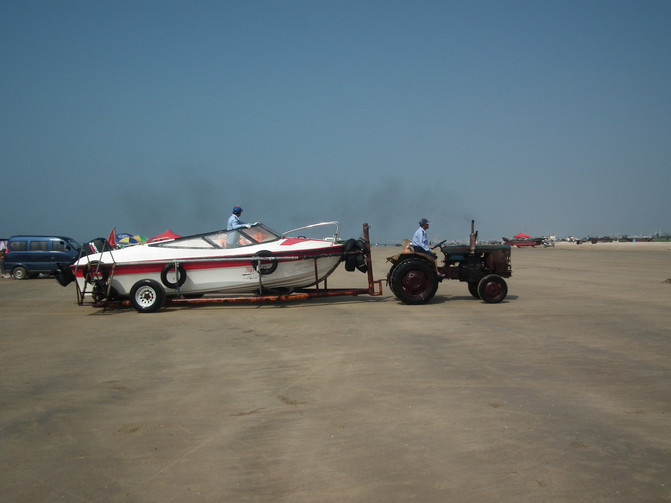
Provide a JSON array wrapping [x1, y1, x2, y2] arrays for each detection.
[[2, 0, 670, 243]]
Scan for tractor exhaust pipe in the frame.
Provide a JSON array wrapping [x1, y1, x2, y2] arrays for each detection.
[[469, 220, 478, 254]]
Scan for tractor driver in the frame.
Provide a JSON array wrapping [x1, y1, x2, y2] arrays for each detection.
[[412, 218, 437, 258]]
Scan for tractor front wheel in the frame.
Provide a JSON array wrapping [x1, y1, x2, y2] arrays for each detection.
[[477, 275, 508, 303]]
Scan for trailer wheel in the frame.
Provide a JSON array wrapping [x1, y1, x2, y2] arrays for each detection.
[[468, 282, 480, 299], [130, 279, 165, 313], [390, 259, 438, 304], [477, 275, 507, 303]]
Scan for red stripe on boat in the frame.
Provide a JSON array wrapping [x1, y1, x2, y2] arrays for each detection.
[[72, 245, 344, 277]]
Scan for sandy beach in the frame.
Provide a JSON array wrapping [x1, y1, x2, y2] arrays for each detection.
[[1, 243, 670, 502]]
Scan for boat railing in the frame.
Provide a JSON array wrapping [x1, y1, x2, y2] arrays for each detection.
[[281, 221, 340, 242]]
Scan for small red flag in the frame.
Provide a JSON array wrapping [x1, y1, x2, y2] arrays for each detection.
[[108, 227, 116, 248]]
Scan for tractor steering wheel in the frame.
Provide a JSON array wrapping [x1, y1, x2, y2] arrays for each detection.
[[432, 240, 447, 250]]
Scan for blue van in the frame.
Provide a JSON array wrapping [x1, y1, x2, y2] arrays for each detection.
[[4, 235, 81, 280]]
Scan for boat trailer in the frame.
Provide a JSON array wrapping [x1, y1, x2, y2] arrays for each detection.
[[76, 223, 383, 311]]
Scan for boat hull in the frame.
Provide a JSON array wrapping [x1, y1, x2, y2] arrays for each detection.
[[74, 243, 345, 298]]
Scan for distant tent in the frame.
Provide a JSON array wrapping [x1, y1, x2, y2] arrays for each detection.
[[513, 233, 531, 239], [148, 230, 181, 243]]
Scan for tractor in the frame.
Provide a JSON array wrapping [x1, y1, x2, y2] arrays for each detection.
[[387, 220, 511, 304]]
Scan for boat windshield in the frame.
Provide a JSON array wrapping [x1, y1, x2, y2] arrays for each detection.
[[152, 223, 281, 249]]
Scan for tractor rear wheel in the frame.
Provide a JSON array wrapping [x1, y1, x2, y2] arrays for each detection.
[[390, 259, 439, 304]]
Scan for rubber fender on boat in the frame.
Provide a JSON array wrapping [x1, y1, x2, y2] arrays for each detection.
[[251, 250, 278, 275], [343, 239, 358, 271], [160, 263, 187, 288], [343, 239, 368, 273], [354, 239, 368, 273]]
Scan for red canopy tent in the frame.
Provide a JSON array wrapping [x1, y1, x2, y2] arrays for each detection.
[[513, 233, 531, 239], [148, 230, 181, 243]]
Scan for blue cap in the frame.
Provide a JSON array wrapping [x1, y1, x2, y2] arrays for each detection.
[[233, 206, 243, 214]]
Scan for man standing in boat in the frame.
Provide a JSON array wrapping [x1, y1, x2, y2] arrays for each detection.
[[226, 206, 251, 247], [227, 206, 250, 231]]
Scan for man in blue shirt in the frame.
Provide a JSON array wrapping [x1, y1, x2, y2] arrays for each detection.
[[226, 206, 252, 247], [227, 206, 249, 231], [412, 218, 435, 257]]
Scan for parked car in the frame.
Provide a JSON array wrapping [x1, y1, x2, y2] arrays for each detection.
[[4, 235, 81, 280]]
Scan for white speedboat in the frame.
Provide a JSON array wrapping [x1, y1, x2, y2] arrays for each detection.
[[58, 221, 369, 312]]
